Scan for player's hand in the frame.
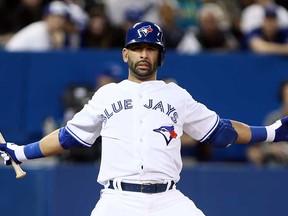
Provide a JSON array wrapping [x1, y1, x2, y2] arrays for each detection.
[[0, 151, 12, 165], [0, 142, 22, 164], [268, 116, 288, 142]]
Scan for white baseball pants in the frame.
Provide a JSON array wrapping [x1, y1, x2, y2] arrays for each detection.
[[90, 188, 205, 216]]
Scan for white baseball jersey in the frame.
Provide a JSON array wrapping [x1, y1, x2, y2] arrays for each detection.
[[66, 80, 218, 185]]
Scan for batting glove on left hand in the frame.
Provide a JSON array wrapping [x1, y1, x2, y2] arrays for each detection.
[[0, 142, 23, 164]]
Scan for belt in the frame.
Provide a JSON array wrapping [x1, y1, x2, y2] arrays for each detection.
[[108, 180, 175, 193]]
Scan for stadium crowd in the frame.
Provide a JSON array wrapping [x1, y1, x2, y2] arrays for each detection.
[[1, 0, 288, 54]]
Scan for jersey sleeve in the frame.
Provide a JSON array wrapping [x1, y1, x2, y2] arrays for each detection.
[[65, 92, 103, 146], [182, 91, 219, 141]]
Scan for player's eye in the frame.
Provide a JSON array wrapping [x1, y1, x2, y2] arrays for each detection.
[[147, 47, 157, 51], [129, 46, 141, 51]]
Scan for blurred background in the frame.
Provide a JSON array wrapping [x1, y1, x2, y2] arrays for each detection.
[[1, 0, 288, 215]]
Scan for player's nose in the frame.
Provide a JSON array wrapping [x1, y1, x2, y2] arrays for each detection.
[[139, 48, 149, 58]]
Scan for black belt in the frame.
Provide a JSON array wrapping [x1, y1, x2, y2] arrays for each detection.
[[108, 180, 175, 193]]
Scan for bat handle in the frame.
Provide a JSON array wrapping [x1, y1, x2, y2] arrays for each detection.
[[0, 132, 27, 179], [11, 158, 27, 179]]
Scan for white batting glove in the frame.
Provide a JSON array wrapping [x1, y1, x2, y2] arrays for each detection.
[[0, 151, 12, 165], [0, 142, 24, 164], [266, 116, 288, 142]]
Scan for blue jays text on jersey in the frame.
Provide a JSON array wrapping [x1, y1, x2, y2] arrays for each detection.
[[100, 99, 179, 124]]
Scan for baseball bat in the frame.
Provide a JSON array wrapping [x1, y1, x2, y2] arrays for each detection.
[[0, 133, 26, 179]]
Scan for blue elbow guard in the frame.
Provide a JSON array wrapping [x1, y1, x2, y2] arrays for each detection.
[[205, 119, 238, 148], [58, 127, 84, 149]]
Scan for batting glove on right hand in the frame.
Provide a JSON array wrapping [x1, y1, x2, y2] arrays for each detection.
[[0, 142, 23, 164], [266, 116, 288, 142]]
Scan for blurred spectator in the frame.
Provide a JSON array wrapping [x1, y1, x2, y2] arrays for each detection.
[[104, 0, 161, 28], [203, 0, 246, 47], [196, 3, 239, 51], [201, 0, 231, 30], [4, 1, 69, 51], [240, 0, 288, 34], [81, 5, 115, 48], [65, 2, 89, 49], [158, 1, 185, 49], [244, 5, 288, 54], [177, 3, 238, 54], [246, 80, 288, 166]]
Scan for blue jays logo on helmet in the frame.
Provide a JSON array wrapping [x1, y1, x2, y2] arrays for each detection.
[[125, 21, 166, 67], [153, 126, 178, 146], [137, 25, 153, 38]]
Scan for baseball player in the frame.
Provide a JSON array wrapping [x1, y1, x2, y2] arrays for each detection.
[[1, 21, 288, 216]]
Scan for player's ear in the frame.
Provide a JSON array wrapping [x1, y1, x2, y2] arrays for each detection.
[[122, 48, 128, 63]]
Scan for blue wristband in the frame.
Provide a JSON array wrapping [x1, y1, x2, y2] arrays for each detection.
[[24, 141, 44, 159], [249, 126, 267, 144]]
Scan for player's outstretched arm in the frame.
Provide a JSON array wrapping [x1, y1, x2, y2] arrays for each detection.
[[0, 127, 84, 165], [0, 129, 64, 164]]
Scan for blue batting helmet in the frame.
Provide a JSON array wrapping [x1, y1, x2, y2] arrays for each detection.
[[125, 21, 166, 67]]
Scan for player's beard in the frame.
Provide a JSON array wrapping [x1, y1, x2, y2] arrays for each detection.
[[127, 57, 158, 80]]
